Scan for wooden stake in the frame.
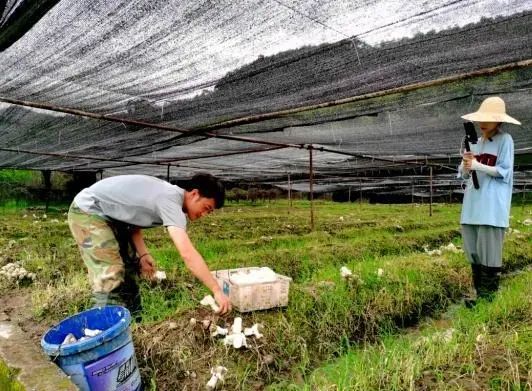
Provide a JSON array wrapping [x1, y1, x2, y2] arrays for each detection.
[[429, 167, 433, 217], [288, 172, 292, 212], [309, 146, 314, 231]]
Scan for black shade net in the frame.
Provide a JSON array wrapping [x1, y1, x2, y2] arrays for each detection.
[[0, 0, 531, 193]]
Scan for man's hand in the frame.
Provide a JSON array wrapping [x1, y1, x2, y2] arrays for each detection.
[[462, 151, 475, 171], [213, 290, 232, 315], [139, 254, 156, 280], [168, 226, 233, 314]]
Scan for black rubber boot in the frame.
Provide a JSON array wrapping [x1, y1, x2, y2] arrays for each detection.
[[471, 264, 482, 294], [480, 266, 501, 301], [465, 263, 482, 308], [111, 222, 143, 322]]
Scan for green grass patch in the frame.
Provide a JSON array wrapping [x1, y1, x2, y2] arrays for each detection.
[[0, 360, 24, 391], [0, 200, 530, 390], [302, 270, 532, 391]]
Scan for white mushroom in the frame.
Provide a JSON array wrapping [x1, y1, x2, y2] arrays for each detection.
[[83, 328, 102, 337], [243, 324, 263, 339], [206, 366, 227, 390], [154, 270, 166, 282], [223, 333, 247, 349], [200, 295, 220, 313], [340, 266, 353, 279], [62, 333, 77, 345], [201, 319, 212, 330], [211, 325, 229, 337], [231, 317, 242, 334]]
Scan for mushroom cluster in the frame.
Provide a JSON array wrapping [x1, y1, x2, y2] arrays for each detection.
[[0, 262, 36, 281]]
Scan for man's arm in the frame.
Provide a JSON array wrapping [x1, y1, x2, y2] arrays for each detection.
[[131, 228, 156, 279], [167, 226, 231, 314]]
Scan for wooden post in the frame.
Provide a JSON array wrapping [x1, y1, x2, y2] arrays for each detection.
[[348, 186, 351, 202], [522, 184, 527, 214], [449, 183, 453, 204], [42, 170, 51, 213], [359, 180, 362, 204], [309, 146, 314, 231], [287, 172, 292, 212], [411, 178, 414, 206], [429, 167, 433, 217], [166, 165, 170, 182]]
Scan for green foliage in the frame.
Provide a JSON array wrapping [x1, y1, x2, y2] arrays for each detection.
[[304, 271, 532, 390], [0, 200, 530, 390], [0, 169, 38, 184], [0, 360, 24, 391]]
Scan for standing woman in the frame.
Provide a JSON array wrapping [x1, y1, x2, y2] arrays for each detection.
[[458, 97, 521, 305]]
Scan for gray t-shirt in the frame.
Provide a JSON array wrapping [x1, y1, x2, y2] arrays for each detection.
[[73, 175, 187, 229]]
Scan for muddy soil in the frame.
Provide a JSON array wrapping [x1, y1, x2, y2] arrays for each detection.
[[0, 288, 50, 344]]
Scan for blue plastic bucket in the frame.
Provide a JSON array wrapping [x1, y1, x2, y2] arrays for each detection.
[[41, 305, 142, 391]]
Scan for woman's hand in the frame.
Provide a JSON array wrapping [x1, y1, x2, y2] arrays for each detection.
[[462, 151, 475, 171]]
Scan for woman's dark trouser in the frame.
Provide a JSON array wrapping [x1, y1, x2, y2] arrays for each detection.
[[462, 224, 504, 300]]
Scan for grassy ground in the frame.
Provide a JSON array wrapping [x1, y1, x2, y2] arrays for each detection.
[[301, 270, 532, 390], [0, 360, 24, 391], [0, 200, 530, 390]]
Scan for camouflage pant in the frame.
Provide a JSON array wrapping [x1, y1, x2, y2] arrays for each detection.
[[68, 203, 142, 316]]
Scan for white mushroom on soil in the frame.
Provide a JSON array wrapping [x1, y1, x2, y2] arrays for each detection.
[[200, 295, 220, 313], [211, 325, 229, 337], [243, 324, 263, 339], [154, 270, 166, 282], [206, 366, 227, 390], [0, 262, 36, 282], [340, 266, 353, 279]]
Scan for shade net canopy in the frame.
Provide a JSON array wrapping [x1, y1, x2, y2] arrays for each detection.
[[0, 0, 531, 193]]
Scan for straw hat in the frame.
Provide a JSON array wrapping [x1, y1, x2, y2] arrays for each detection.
[[461, 97, 521, 125]]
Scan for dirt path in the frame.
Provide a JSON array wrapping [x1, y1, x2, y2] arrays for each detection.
[[0, 288, 49, 344]]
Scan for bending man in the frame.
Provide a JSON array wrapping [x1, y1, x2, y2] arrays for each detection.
[[68, 173, 231, 318]]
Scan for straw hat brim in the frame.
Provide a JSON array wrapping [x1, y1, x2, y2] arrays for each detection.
[[461, 111, 521, 125]]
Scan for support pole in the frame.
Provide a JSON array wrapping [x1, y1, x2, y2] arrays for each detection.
[[359, 180, 362, 204], [429, 167, 433, 217], [348, 186, 351, 202], [522, 184, 527, 214], [287, 172, 292, 212], [411, 178, 414, 206], [166, 164, 170, 182], [309, 146, 314, 231], [449, 187, 452, 204], [42, 170, 51, 213]]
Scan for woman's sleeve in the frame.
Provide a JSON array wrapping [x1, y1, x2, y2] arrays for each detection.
[[457, 162, 470, 179], [495, 134, 514, 183]]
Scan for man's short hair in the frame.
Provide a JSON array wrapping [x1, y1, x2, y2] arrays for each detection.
[[187, 173, 225, 209]]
